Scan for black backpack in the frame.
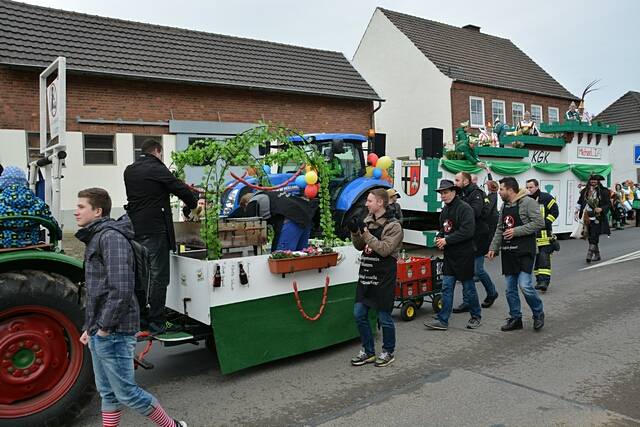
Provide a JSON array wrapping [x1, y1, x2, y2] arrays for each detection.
[[98, 227, 151, 313]]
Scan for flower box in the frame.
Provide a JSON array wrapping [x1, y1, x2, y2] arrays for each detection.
[[268, 252, 338, 277]]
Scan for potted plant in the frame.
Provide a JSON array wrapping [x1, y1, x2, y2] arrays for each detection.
[[268, 246, 338, 277]]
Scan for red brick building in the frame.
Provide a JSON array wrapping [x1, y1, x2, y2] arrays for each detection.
[[353, 8, 578, 157], [0, 0, 379, 226]]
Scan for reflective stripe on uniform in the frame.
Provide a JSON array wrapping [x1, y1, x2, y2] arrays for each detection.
[[534, 268, 552, 276], [546, 214, 556, 222], [546, 199, 557, 209]]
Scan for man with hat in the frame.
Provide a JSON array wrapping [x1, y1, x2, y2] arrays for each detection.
[[488, 177, 545, 332], [424, 179, 482, 331], [386, 188, 402, 221], [577, 174, 610, 263]]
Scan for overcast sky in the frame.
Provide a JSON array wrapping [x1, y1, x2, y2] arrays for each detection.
[[21, 0, 639, 115]]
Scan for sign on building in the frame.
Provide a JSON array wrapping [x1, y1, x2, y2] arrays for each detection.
[[46, 77, 60, 139], [577, 146, 602, 160], [634, 145, 640, 165]]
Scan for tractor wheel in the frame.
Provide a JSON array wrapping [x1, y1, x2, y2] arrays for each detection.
[[413, 296, 424, 309], [400, 301, 417, 321], [431, 294, 443, 313], [0, 270, 95, 427], [204, 334, 216, 354]]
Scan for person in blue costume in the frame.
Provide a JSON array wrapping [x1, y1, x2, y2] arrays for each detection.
[[0, 166, 57, 248]]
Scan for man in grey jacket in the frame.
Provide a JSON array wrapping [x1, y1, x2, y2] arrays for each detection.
[[487, 177, 545, 332]]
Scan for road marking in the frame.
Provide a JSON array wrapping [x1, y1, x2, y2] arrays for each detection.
[[580, 249, 640, 271]]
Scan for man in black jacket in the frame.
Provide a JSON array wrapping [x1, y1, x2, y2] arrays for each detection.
[[424, 180, 482, 331], [577, 174, 610, 263], [453, 172, 499, 313], [526, 179, 560, 292], [124, 139, 198, 334]]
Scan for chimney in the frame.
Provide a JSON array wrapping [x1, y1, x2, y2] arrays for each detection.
[[462, 24, 480, 32]]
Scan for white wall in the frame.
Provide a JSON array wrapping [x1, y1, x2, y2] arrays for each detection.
[[352, 9, 453, 158], [609, 132, 640, 184], [0, 129, 28, 169]]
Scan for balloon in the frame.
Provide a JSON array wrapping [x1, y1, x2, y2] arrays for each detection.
[[365, 166, 374, 177], [295, 175, 307, 189], [367, 153, 379, 166], [377, 156, 392, 170], [305, 165, 316, 173], [304, 184, 319, 198], [263, 165, 271, 174], [382, 170, 389, 180], [247, 167, 257, 176], [373, 168, 383, 179], [305, 170, 318, 185]]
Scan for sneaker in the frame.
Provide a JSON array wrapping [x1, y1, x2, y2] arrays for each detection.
[[466, 316, 481, 329], [452, 303, 470, 313], [481, 293, 499, 308], [350, 349, 376, 366], [175, 421, 187, 427], [374, 351, 395, 367], [500, 317, 523, 331], [424, 320, 448, 330], [533, 313, 545, 331]]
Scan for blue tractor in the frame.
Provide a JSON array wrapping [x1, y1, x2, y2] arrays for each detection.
[[221, 133, 391, 238]]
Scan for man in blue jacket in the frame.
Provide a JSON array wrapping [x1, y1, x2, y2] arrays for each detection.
[[75, 187, 187, 427]]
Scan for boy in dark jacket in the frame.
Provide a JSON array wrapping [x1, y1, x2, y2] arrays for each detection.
[[424, 179, 482, 331], [75, 188, 186, 427], [124, 139, 198, 334]]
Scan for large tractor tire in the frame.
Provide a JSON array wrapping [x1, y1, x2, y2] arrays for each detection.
[[0, 270, 95, 427]]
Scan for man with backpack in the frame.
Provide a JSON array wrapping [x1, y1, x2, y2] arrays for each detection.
[[452, 172, 499, 313], [75, 187, 187, 427]]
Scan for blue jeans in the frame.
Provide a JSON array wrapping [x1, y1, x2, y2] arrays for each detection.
[[439, 275, 481, 326], [475, 255, 498, 298], [504, 272, 544, 319], [89, 334, 158, 414], [354, 302, 395, 355], [276, 220, 311, 251]]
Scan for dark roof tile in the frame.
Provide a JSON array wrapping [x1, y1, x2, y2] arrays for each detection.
[[595, 91, 640, 133], [379, 8, 577, 100], [0, 0, 380, 100]]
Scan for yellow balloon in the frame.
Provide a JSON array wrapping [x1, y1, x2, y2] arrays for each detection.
[[305, 170, 318, 185], [377, 156, 393, 170], [305, 165, 316, 173], [365, 166, 374, 177]]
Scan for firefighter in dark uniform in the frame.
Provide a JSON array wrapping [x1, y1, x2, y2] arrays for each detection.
[[526, 179, 559, 292]]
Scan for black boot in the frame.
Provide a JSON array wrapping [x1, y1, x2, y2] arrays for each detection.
[[537, 282, 549, 292], [533, 313, 545, 331], [592, 245, 601, 262], [481, 293, 499, 308], [586, 244, 595, 263], [452, 303, 470, 313], [501, 317, 523, 331]]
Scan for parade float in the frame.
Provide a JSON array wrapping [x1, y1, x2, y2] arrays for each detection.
[[395, 90, 618, 247]]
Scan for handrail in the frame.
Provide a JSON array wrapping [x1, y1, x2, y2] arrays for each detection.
[[0, 215, 62, 247]]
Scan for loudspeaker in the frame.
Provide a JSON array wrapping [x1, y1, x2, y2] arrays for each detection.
[[372, 133, 386, 157], [421, 127, 443, 159]]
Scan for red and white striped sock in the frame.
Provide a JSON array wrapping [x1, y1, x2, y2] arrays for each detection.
[[147, 405, 177, 427], [102, 410, 121, 427]]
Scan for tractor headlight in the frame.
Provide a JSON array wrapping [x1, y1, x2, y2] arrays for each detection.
[[222, 189, 240, 215]]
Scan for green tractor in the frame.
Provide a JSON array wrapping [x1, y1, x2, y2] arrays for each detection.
[[0, 214, 95, 426]]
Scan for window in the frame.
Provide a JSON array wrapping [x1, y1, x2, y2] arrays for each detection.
[[26, 133, 43, 163], [134, 135, 162, 160], [84, 135, 115, 165], [531, 104, 543, 124], [491, 100, 505, 125], [512, 102, 525, 124], [469, 97, 485, 128], [548, 107, 560, 124]]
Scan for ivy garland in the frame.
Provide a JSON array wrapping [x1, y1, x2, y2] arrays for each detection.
[[171, 122, 336, 259]]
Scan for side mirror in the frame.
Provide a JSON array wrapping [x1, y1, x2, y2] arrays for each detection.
[[258, 140, 271, 156], [331, 139, 345, 155]]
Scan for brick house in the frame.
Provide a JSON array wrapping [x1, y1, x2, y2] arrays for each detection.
[[353, 8, 578, 158], [0, 0, 380, 228], [596, 91, 640, 183]]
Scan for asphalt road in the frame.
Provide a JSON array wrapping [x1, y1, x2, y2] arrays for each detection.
[[73, 226, 640, 427]]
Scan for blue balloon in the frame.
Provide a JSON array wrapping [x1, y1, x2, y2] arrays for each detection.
[[373, 167, 383, 179], [295, 175, 307, 188], [263, 165, 271, 174]]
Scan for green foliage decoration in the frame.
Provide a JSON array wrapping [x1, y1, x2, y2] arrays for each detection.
[[171, 122, 336, 259]]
